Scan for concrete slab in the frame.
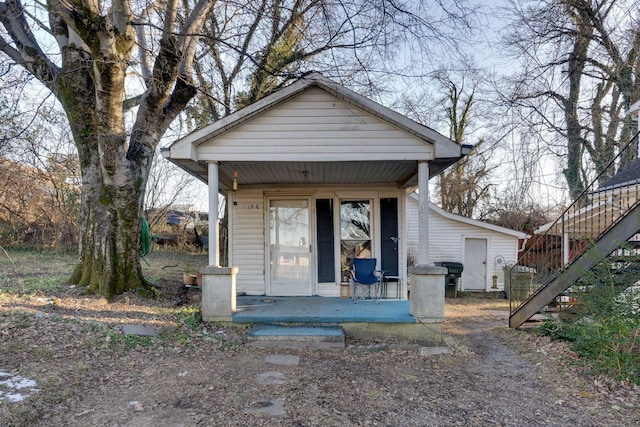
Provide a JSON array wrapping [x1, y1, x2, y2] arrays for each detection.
[[242, 398, 286, 416], [419, 346, 452, 357], [247, 324, 345, 350], [232, 297, 446, 345], [122, 324, 158, 337], [248, 341, 346, 350], [255, 371, 287, 385], [249, 324, 343, 340], [234, 296, 415, 324], [343, 322, 442, 344], [264, 354, 300, 366]]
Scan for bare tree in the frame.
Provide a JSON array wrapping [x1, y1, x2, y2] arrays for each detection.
[[0, 106, 81, 247], [400, 67, 498, 218], [0, 0, 218, 297], [186, 0, 477, 127], [501, 0, 640, 200], [436, 73, 498, 217], [0, 0, 475, 298]]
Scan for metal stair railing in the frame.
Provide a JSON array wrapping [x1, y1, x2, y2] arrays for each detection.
[[509, 133, 640, 328]]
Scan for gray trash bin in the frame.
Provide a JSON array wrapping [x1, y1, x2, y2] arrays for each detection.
[[503, 265, 536, 301]]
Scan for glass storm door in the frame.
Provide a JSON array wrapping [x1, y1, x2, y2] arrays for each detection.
[[268, 199, 312, 296]]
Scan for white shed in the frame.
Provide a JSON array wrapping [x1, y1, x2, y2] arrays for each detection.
[[406, 194, 529, 293]]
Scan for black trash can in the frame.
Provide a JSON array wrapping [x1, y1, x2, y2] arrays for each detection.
[[435, 261, 464, 298]]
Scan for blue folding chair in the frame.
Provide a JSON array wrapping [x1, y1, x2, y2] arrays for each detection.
[[350, 258, 385, 303]]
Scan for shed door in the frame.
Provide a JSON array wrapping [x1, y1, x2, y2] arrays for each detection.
[[268, 199, 312, 296], [463, 238, 487, 291]]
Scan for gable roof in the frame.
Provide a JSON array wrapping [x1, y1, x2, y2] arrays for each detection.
[[174, 72, 462, 152], [430, 203, 529, 239], [408, 193, 528, 239], [163, 73, 470, 192]]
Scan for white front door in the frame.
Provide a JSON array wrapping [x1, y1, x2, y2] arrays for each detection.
[[463, 238, 487, 291], [268, 198, 312, 296]]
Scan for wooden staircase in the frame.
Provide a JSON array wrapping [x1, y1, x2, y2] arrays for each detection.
[[509, 140, 640, 329], [509, 204, 640, 328]]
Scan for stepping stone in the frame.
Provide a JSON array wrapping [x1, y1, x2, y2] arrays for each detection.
[[419, 346, 452, 357], [247, 325, 345, 350], [242, 398, 286, 416], [122, 324, 158, 337], [265, 354, 300, 366], [255, 371, 286, 385]]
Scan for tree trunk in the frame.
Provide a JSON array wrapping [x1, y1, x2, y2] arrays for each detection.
[[0, 0, 210, 299], [562, 6, 592, 201], [64, 106, 151, 298], [57, 43, 151, 299], [70, 148, 148, 298]]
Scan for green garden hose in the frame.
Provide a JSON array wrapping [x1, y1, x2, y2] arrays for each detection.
[[140, 217, 151, 266]]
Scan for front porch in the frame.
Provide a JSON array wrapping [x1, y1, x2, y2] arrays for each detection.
[[232, 295, 444, 344], [166, 73, 468, 340], [233, 296, 415, 323]]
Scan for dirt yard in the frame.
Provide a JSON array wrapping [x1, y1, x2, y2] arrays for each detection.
[[0, 250, 638, 426]]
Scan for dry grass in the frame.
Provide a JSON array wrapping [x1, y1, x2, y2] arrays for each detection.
[[0, 250, 638, 426]]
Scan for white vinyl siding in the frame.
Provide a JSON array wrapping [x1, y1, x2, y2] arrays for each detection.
[[229, 190, 265, 295], [198, 88, 433, 162], [405, 195, 523, 292], [485, 237, 521, 291], [428, 213, 467, 262], [230, 187, 406, 297]]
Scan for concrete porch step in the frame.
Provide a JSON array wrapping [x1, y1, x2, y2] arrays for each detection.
[[247, 324, 345, 350]]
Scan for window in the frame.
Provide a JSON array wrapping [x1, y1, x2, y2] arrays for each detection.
[[340, 200, 371, 274]]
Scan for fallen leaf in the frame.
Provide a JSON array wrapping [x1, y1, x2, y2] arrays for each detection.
[[578, 391, 595, 398]]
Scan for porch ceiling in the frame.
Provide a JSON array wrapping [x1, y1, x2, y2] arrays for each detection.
[[174, 158, 460, 194]]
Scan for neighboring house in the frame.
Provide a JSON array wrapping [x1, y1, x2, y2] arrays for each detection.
[[163, 72, 470, 300], [406, 194, 528, 293], [147, 207, 209, 248], [534, 157, 640, 266]]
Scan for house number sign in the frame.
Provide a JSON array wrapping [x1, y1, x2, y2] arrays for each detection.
[[234, 203, 261, 209]]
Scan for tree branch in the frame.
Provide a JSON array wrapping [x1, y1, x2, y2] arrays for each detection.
[[0, 0, 60, 91]]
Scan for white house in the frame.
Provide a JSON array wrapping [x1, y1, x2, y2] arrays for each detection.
[[162, 72, 471, 321], [406, 194, 529, 293]]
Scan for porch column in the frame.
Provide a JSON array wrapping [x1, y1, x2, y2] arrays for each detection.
[[208, 161, 220, 267], [409, 264, 447, 324], [203, 161, 237, 322], [410, 160, 445, 329], [202, 266, 238, 322], [418, 161, 430, 264]]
